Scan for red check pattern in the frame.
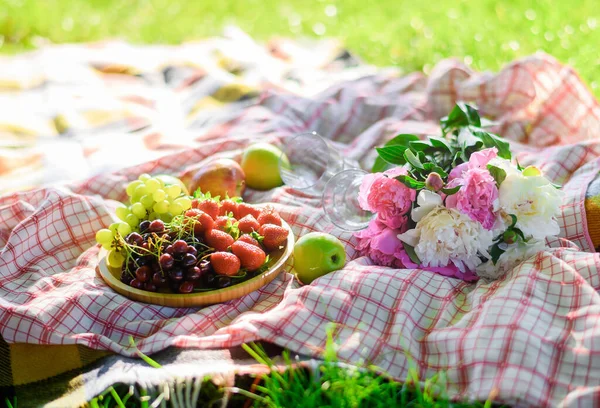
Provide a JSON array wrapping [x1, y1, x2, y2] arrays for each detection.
[[2, 53, 600, 407]]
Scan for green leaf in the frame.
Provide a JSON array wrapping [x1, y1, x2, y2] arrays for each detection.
[[474, 130, 512, 159], [516, 159, 524, 171], [508, 214, 518, 229], [403, 243, 421, 265], [372, 156, 394, 173], [408, 140, 432, 151], [404, 149, 424, 169], [429, 136, 452, 152], [385, 133, 420, 147], [376, 145, 408, 165], [396, 175, 426, 189], [486, 164, 507, 187], [441, 185, 461, 195], [440, 103, 481, 133], [490, 242, 505, 265]]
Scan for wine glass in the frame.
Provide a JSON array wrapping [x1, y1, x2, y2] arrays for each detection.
[[278, 132, 357, 195], [322, 169, 374, 231]]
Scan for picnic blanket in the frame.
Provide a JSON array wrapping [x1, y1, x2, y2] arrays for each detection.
[[2, 30, 600, 407]]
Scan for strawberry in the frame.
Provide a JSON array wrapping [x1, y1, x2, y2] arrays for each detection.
[[259, 224, 289, 251], [231, 241, 266, 271], [205, 229, 235, 251], [238, 214, 260, 234], [214, 215, 237, 232], [193, 199, 219, 220], [219, 199, 239, 216], [237, 234, 260, 248], [184, 209, 214, 235], [210, 252, 241, 276], [235, 202, 261, 219], [257, 206, 282, 227]]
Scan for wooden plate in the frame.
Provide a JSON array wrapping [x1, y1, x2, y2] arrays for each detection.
[[96, 220, 294, 307]]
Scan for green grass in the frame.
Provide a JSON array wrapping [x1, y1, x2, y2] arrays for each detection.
[[0, 0, 598, 94], [61, 331, 502, 408]]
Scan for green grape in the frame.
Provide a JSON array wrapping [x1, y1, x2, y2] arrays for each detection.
[[165, 184, 181, 198], [153, 200, 169, 214], [125, 214, 140, 228], [102, 242, 113, 251], [131, 192, 145, 204], [107, 250, 125, 268], [109, 222, 120, 233], [174, 196, 192, 211], [131, 202, 146, 219], [133, 184, 148, 199], [117, 222, 131, 237], [152, 189, 166, 201], [144, 178, 160, 193], [159, 213, 173, 223], [115, 206, 130, 221], [140, 194, 155, 209], [168, 202, 183, 215], [126, 180, 143, 197], [139, 173, 151, 182], [148, 212, 160, 220], [95, 228, 114, 245]]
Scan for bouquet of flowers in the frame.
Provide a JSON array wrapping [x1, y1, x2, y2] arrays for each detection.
[[356, 103, 563, 281]]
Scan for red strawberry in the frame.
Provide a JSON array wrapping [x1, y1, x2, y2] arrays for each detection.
[[214, 215, 237, 232], [205, 229, 235, 251], [210, 252, 241, 276], [194, 199, 219, 220], [235, 202, 261, 219], [237, 234, 260, 248], [259, 224, 289, 251], [231, 241, 266, 271], [219, 199, 239, 216], [238, 214, 260, 234], [257, 206, 282, 227], [184, 209, 214, 235]]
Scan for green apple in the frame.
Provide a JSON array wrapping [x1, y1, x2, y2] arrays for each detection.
[[241, 143, 289, 190], [293, 232, 346, 284]]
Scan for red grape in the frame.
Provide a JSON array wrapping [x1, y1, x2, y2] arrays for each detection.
[[126, 232, 144, 246], [144, 282, 157, 292], [169, 268, 184, 282], [159, 253, 174, 269], [130, 279, 144, 289], [217, 276, 232, 288], [152, 272, 167, 286], [172, 240, 188, 254], [139, 220, 151, 233], [182, 253, 197, 267], [135, 266, 151, 282], [179, 281, 194, 293], [186, 266, 201, 281], [165, 245, 174, 254], [148, 220, 165, 233], [186, 246, 198, 256]]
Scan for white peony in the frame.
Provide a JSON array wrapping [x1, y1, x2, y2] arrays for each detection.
[[398, 206, 495, 272], [497, 172, 564, 240], [411, 190, 443, 222], [476, 239, 546, 280]]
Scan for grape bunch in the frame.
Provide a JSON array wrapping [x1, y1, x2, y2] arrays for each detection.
[[118, 219, 230, 293], [95, 174, 192, 269]]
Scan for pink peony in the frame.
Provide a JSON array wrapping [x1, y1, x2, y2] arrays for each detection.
[[357, 167, 416, 229], [445, 148, 499, 230], [354, 219, 405, 268], [449, 147, 498, 180], [446, 168, 498, 230]]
